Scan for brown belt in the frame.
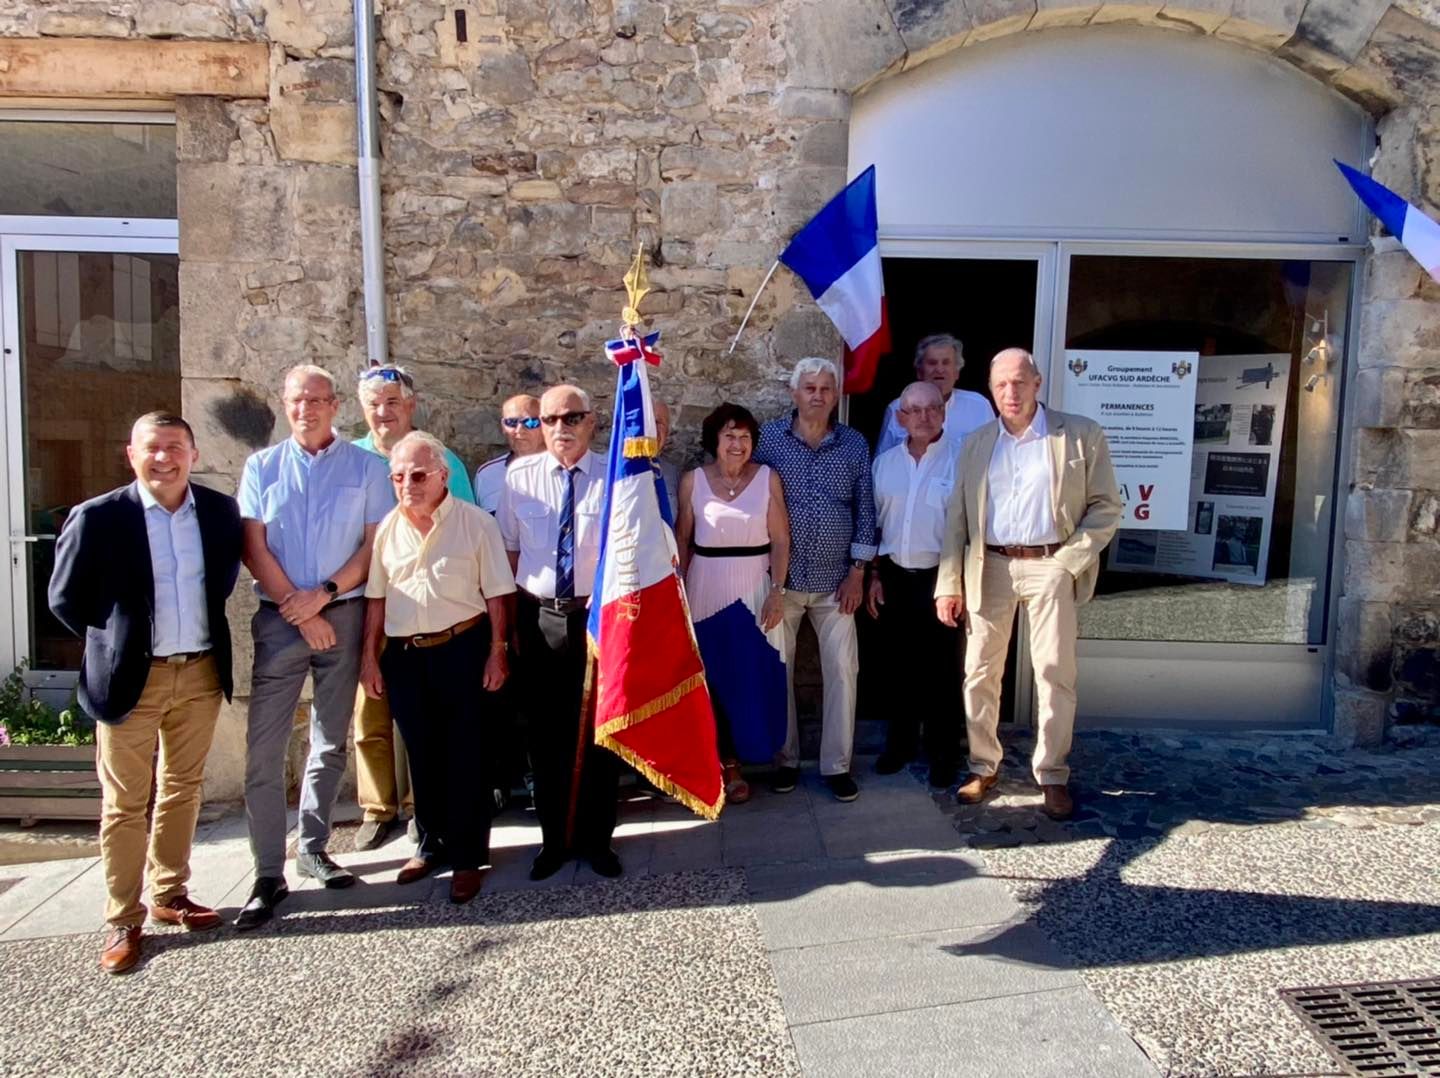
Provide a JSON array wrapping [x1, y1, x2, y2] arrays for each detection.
[[985, 543, 1062, 559], [394, 613, 483, 650], [152, 650, 212, 665]]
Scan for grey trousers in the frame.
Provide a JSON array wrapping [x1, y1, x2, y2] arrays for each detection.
[[244, 600, 364, 878]]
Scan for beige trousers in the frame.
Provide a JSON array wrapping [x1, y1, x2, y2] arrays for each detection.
[[353, 680, 414, 822], [963, 554, 1077, 786], [778, 589, 857, 776], [96, 655, 222, 927]]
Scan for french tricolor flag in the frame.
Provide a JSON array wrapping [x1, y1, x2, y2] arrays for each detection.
[[585, 338, 724, 819], [1336, 160, 1440, 282], [779, 165, 891, 394]]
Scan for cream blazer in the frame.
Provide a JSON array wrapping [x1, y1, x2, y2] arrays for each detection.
[[935, 409, 1123, 607]]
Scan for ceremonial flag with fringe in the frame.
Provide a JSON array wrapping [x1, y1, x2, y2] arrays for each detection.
[[778, 164, 891, 394], [585, 333, 724, 819]]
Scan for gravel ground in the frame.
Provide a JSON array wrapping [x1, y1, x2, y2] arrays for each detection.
[[934, 728, 1440, 1077], [0, 868, 798, 1078]]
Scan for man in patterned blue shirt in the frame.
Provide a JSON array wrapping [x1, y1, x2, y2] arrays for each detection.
[[754, 357, 877, 802]]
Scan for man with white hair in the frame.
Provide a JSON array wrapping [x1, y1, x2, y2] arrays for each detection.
[[235, 364, 393, 929], [352, 364, 474, 851], [868, 381, 965, 788], [875, 334, 994, 457], [935, 348, 1121, 820], [499, 384, 620, 880], [753, 357, 877, 802], [360, 432, 516, 904]]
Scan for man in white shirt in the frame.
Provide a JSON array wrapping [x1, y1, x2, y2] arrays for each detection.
[[473, 394, 545, 513], [935, 349, 1122, 820], [867, 382, 965, 788], [875, 334, 994, 457], [497, 384, 620, 881]]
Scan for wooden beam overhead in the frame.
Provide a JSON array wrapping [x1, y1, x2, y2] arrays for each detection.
[[0, 38, 269, 100]]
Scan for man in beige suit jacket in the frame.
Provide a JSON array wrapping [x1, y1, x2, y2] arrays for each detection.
[[935, 348, 1122, 819]]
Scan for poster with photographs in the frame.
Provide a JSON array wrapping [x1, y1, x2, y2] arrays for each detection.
[[1108, 354, 1289, 586]]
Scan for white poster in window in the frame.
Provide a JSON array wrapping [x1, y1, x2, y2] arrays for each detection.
[[1062, 350, 1198, 530], [1108, 354, 1290, 586]]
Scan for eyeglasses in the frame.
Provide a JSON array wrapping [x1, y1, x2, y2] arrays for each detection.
[[361, 367, 415, 389], [285, 396, 335, 408], [390, 469, 436, 485], [540, 411, 591, 427], [503, 416, 543, 430]]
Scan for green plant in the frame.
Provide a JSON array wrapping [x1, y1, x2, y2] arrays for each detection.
[[0, 662, 91, 747]]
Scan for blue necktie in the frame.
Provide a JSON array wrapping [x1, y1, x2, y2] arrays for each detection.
[[556, 466, 578, 599]]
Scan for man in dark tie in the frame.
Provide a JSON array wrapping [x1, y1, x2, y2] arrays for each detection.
[[497, 384, 619, 881], [49, 412, 243, 975]]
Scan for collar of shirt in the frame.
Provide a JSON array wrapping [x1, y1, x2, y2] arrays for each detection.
[[545, 450, 595, 476], [785, 409, 839, 449], [134, 480, 196, 517], [288, 431, 343, 468], [353, 431, 382, 456], [998, 403, 1048, 446]]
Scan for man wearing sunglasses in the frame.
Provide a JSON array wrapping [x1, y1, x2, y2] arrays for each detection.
[[351, 364, 474, 851], [498, 385, 620, 881], [473, 394, 545, 514]]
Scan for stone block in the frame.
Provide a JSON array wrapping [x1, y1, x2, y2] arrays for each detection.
[[184, 378, 278, 479], [1029, 1, 1101, 30], [661, 180, 722, 234], [1215, 0, 1303, 50], [1351, 367, 1406, 428], [180, 261, 260, 378], [784, 0, 906, 92], [1335, 597, 1394, 691], [1344, 487, 1415, 543], [660, 72, 705, 109], [1353, 428, 1440, 488], [1414, 492, 1440, 539], [799, 121, 849, 167], [510, 178, 563, 200], [176, 97, 237, 164], [778, 87, 851, 121], [271, 100, 357, 165], [1353, 7, 1440, 116], [293, 164, 360, 240], [1156, 1, 1229, 33], [1359, 299, 1440, 369], [135, 2, 234, 39], [772, 304, 842, 362], [1291, 0, 1390, 63], [261, 0, 348, 55], [1331, 686, 1386, 747], [508, 201, 590, 256], [1367, 249, 1428, 301], [774, 166, 846, 234], [1343, 538, 1440, 602], [695, 11, 753, 40], [470, 48, 537, 105], [179, 163, 293, 263], [891, 0, 973, 62], [37, 12, 131, 37], [658, 144, 750, 182], [969, 0, 1039, 44]]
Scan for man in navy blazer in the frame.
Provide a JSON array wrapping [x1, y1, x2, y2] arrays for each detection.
[[49, 412, 242, 975]]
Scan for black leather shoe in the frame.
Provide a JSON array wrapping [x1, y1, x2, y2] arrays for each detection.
[[875, 753, 909, 775], [587, 848, 622, 878], [928, 763, 958, 789], [295, 851, 356, 889], [234, 876, 289, 931], [770, 766, 800, 794], [529, 848, 568, 881]]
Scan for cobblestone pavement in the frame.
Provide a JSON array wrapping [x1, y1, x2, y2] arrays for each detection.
[[0, 867, 797, 1078], [926, 727, 1440, 1077]]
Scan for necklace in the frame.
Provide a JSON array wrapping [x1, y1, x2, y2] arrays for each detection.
[[716, 469, 744, 498]]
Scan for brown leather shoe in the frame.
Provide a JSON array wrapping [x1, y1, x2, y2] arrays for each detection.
[[99, 925, 143, 975], [396, 857, 438, 886], [151, 895, 222, 932], [955, 772, 999, 804], [449, 868, 484, 905], [1042, 784, 1074, 820]]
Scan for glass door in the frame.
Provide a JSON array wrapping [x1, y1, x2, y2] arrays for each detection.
[[1046, 243, 1358, 727], [0, 231, 180, 684]]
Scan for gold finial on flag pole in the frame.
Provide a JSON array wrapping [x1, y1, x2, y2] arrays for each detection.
[[621, 241, 650, 334]]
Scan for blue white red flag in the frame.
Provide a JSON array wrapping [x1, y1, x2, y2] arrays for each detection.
[[585, 335, 723, 819], [1336, 160, 1440, 282], [778, 164, 891, 394], [605, 331, 663, 367]]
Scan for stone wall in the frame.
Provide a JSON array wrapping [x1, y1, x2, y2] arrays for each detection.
[[3, 0, 1440, 770]]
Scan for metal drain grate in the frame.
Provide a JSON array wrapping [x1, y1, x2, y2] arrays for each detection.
[[1280, 977, 1440, 1077]]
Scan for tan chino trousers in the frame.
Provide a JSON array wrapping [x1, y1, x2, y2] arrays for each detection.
[[96, 655, 223, 927], [353, 638, 413, 822], [963, 554, 1078, 786]]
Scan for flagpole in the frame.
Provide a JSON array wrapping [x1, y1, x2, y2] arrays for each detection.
[[726, 259, 781, 355]]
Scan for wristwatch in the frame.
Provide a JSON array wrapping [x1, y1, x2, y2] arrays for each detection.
[[851, 559, 869, 571], [322, 579, 339, 597]]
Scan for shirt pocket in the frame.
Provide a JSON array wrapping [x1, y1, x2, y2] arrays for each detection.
[[515, 502, 552, 548], [926, 478, 954, 511], [431, 555, 479, 596], [329, 486, 365, 535]]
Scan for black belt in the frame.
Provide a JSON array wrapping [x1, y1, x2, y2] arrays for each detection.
[[522, 591, 588, 615], [692, 543, 771, 558], [259, 596, 363, 609], [985, 543, 1063, 559], [878, 556, 937, 575]]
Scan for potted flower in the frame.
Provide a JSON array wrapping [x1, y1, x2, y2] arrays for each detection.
[[0, 663, 99, 825]]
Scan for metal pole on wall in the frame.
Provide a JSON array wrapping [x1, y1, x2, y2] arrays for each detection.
[[354, 0, 388, 365]]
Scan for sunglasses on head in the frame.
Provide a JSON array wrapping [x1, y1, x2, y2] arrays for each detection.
[[540, 411, 591, 427], [503, 416, 543, 430], [361, 366, 415, 389], [390, 468, 436, 485]]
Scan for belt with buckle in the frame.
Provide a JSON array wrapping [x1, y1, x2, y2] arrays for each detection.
[[153, 650, 211, 665], [395, 614, 484, 650], [985, 543, 1063, 559], [523, 591, 587, 615], [879, 556, 938, 575]]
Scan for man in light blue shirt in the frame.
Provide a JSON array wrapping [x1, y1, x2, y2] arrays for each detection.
[[139, 483, 209, 656], [235, 364, 393, 930]]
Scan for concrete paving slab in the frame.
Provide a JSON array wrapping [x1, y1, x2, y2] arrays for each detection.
[[0, 857, 98, 937], [746, 852, 1020, 950], [788, 986, 1157, 1077], [1, 859, 106, 939], [815, 809, 962, 859], [769, 919, 1081, 1025], [722, 813, 825, 866]]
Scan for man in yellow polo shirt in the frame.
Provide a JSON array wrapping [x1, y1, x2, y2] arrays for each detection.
[[359, 431, 516, 904]]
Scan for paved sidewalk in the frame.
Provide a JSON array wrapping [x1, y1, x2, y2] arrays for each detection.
[[0, 759, 1154, 1077]]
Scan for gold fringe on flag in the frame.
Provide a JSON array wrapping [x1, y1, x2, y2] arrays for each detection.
[[623, 436, 659, 459]]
